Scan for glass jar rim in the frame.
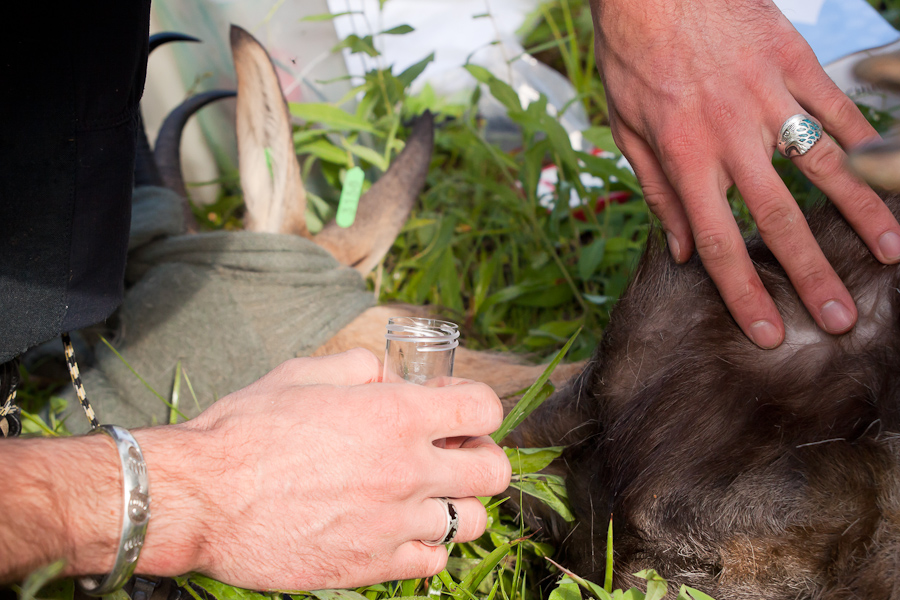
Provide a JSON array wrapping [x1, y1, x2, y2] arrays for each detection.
[[385, 317, 460, 351]]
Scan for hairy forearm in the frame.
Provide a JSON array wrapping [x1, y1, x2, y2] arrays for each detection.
[[0, 435, 120, 582], [0, 426, 210, 584]]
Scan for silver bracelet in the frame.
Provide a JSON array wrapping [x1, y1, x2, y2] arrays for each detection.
[[77, 425, 151, 597]]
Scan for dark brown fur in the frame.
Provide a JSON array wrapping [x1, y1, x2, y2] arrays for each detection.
[[512, 194, 900, 599]]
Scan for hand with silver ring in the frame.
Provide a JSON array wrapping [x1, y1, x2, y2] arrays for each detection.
[[114, 350, 512, 591], [777, 115, 823, 158], [421, 497, 460, 546], [591, 0, 900, 347]]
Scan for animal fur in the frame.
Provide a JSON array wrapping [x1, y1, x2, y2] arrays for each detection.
[[512, 193, 900, 599]]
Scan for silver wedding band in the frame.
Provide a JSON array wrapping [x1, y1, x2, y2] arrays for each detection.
[[777, 114, 823, 158], [421, 497, 459, 546]]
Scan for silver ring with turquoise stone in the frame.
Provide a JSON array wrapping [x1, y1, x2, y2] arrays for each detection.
[[777, 114, 823, 158]]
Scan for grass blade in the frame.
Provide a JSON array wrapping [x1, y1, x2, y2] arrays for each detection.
[[169, 361, 182, 425], [99, 337, 187, 421], [491, 328, 581, 442], [605, 516, 614, 593]]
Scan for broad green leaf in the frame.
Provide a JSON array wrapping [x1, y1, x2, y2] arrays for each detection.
[[678, 586, 717, 600], [293, 129, 329, 146], [582, 126, 617, 153], [289, 103, 378, 133], [550, 568, 612, 600], [633, 570, 667, 600], [446, 557, 484, 583], [342, 141, 389, 171], [464, 64, 522, 114], [510, 473, 575, 521], [437, 249, 464, 313], [382, 24, 415, 35], [493, 329, 580, 442], [19, 560, 67, 600], [549, 582, 582, 600], [398, 53, 435, 88], [456, 542, 516, 598], [298, 138, 350, 165], [23, 578, 73, 600], [529, 320, 582, 342], [188, 574, 271, 600], [578, 238, 606, 281], [332, 34, 380, 57], [578, 152, 640, 194], [399, 579, 422, 597], [504, 446, 564, 474], [517, 284, 574, 308], [522, 138, 550, 202]]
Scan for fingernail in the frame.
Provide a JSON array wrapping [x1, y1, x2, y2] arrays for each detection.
[[820, 300, 855, 334], [749, 320, 782, 349], [666, 232, 682, 263], [878, 231, 900, 262]]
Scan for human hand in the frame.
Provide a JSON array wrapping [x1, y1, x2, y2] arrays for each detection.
[[134, 349, 510, 590], [589, 0, 900, 347]]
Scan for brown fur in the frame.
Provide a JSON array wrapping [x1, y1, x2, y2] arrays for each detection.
[[511, 194, 900, 599]]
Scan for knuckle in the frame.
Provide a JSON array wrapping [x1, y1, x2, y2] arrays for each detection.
[[642, 185, 674, 214], [279, 357, 308, 375], [656, 124, 698, 162], [693, 227, 739, 268], [609, 123, 628, 152], [821, 93, 860, 128], [343, 347, 381, 373], [380, 459, 420, 499], [836, 187, 887, 225], [792, 260, 832, 292], [802, 143, 843, 181], [753, 198, 800, 241]]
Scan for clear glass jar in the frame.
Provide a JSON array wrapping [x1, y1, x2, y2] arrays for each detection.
[[383, 317, 459, 385]]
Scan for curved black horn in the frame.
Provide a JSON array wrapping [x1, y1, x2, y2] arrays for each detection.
[[149, 32, 201, 54], [135, 32, 202, 188], [153, 89, 236, 198], [135, 113, 164, 188]]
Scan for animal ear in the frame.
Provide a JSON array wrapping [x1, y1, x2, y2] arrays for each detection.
[[314, 111, 434, 274], [230, 25, 309, 237]]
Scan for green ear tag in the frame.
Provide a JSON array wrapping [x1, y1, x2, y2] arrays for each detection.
[[336, 166, 365, 228]]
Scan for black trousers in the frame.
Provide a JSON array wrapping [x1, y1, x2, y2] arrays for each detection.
[[0, 1, 151, 362]]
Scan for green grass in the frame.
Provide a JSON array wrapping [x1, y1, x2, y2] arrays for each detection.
[[16, 2, 900, 599]]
